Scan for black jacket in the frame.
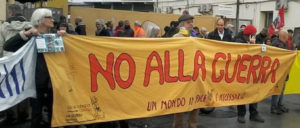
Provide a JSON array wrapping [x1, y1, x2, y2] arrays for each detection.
[[95, 29, 110, 36], [207, 28, 233, 42], [256, 33, 267, 44], [4, 34, 51, 89], [118, 28, 134, 37], [234, 32, 248, 43], [271, 38, 288, 50], [75, 23, 86, 35]]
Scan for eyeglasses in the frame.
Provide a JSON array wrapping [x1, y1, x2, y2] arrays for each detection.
[[44, 16, 53, 19]]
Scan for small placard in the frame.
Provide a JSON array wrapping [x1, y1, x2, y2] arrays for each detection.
[[262, 44, 267, 52], [36, 34, 65, 53]]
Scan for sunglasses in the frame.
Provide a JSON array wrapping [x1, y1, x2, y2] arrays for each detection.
[[44, 16, 53, 19]]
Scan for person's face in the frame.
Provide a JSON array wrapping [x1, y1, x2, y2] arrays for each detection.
[[7, 11, 13, 18], [108, 24, 113, 29], [217, 20, 225, 33], [266, 40, 271, 45], [261, 30, 267, 36], [201, 29, 207, 34], [279, 33, 289, 43], [240, 26, 246, 30], [288, 32, 293, 38], [183, 19, 193, 31], [96, 23, 101, 30], [43, 16, 54, 28]]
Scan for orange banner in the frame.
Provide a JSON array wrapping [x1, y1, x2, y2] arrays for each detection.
[[44, 35, 297, 127]]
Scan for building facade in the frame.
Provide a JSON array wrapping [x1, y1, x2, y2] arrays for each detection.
[[69, 0, 155, 12], [157, 0, 299, 32]]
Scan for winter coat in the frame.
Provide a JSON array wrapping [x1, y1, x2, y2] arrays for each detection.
[[234, 31, 248, 44], [118, 28, 134, 37], [75, 22, 86, 35], [255, 33, 267, 44], [95, 29, 110, 36], [271, 38, 288, 50], [4, 33, 51, 89], [207, 28, 233, 42], [0, 17, 32, 57]]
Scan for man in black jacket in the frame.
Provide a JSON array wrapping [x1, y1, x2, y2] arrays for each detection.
[[256, 28, 268, 44], [207, 18, 233, 42], [75, 17, 86, 35], [118, 20, 134, 37]]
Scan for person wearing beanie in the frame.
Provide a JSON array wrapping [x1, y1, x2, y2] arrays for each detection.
[[173, 14, 195, 37], [207, 18, 233, 42], [235, 25, 257, 44], [172, 14, 198, 128], [235, 25, 265, 124]]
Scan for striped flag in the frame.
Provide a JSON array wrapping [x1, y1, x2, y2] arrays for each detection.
[[0, 39, 37, 111]]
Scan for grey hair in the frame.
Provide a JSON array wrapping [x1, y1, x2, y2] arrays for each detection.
[[30, 8, 52, 27], [149, 26, 160, 37], [7, 4, 22, 16]]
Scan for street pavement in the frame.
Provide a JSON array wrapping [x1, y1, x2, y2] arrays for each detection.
[[2, 94, 300, 128]]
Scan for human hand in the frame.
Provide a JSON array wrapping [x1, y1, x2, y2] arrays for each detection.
[[57, 30, 66, 36], [23, 28, 38, 36]]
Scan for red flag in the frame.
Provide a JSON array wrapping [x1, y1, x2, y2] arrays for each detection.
[[269, 6, 285, 37]]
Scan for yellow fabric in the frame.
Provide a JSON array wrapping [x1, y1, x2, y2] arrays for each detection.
[[45, 35, 297, 127], [285, 52, 300, 94]]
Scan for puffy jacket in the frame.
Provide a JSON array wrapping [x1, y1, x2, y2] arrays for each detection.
[[0, 17, 32, 57]]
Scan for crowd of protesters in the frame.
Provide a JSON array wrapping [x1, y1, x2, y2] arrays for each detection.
[[0, 4, 297, 128]]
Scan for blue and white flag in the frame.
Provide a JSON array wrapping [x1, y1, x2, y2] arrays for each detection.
[[0, 39, 37, 111]]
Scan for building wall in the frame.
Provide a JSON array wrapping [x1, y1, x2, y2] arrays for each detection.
[[0, 0, 7, 24], [35, 0, 68, 16], [70, 7, 216, 36]]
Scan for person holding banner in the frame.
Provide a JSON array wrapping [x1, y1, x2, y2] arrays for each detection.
[[173, 14, 199, 128], [235, 25, 265, 123], [270, 30, 291, 115], [3, 8, 65, 128], [0, 4, 33, 125]]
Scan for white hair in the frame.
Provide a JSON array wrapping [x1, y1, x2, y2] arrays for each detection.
[[30, 8, 52, 27], [134, 20, 142, 26], [227, 24, 234, 28], [95, 19, 106, 28], [95, 19, 105, 25]]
